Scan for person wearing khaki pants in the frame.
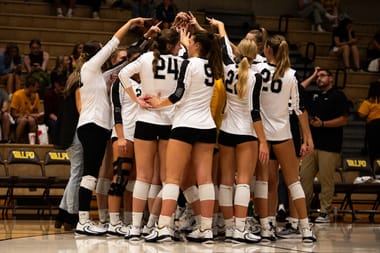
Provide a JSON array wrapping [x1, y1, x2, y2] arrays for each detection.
[[300, 150, 341, 219], [299, 68, 349, 223]]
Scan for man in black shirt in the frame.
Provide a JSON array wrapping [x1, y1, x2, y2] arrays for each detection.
[[299, 69, 349, 223]]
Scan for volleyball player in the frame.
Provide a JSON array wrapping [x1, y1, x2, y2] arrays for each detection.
[[118, 28, 183, 240], [254, 35, 316, 243]]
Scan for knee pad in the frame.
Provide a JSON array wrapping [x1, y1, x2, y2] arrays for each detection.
[[288, 181, 305, 200], [183, 185, 199, 204], [96, 177, 111, 195], [148, 184, 162, 199], [198, 183, 215, 202], [80, 175, 97, 191], [254, 180, 268, 199], [132, 180, 150, 200], [108, 182, 124, 197], [162, 183, 180, 201], [114, 157, 133, 170], [218, 184, 233, 207], [234, 184, 250, 207], [125, 180, 135, 192]]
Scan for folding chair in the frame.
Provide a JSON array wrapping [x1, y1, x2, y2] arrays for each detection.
[[339, 156, 378, 222], [6, 149, 50, 218], [43, 150, 71, 213]]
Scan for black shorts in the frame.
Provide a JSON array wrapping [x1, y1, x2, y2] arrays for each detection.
[[218, 130, 257, 147], [134, 121, 172, 141], [170, 127, 217, 145]]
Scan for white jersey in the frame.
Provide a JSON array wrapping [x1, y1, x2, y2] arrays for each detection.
[[169, 57, 216, 129], [220, 36, 262, 136], [118, 51, 183, 125], [78, 36, 119, 130], [255, 62, 303, 141], [111, 78, 141, 141]]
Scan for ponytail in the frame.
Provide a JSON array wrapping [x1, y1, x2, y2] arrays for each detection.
[[237, 57, 249, 98], [266, 35, 290, 80], [236, 39, 257, 99]]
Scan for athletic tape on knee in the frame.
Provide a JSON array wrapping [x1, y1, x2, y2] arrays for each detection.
[[148, 184, 162, 199], [80, 175, 97, 191], [198, 183, 215, 202], [254, 180, 268, 199], [288, 181, 305, 200], [125, 180, 135, 192], [218, 184, 233, 207], [162, 183, 180, 201], [132, 180, 150, 200], [183, 185, 199, 204], [234, 184, 250, 207], [96, 177, 111, 195]]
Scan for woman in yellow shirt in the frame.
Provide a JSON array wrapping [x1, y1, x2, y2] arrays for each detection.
[[358, 81, 380, 166]]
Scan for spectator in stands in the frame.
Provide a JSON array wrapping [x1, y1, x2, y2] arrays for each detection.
[[44, 73, 66, 143], [55, 0, 76, 17], [24, 39, 50, 99], [70, 43, 84, 70], [0, 87, 12, 143], [329, 17, 362, 72], [154, 0, 178, 29], [50, 55, 72, 85], [321, 0, 340, 25], [367, 30, 380, 72], [53, 61, 83, 231], [0, 43, 23, 95], [358, 81, 380, 167], [297, 0, 337, 32], [299, 68, 349, 223], [10, 76, 44, 143]]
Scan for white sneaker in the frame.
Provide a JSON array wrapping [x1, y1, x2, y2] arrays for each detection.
[[144, 226, 174, 243], [107, 221, 129, 237], [186, 228, 214, 244], [277, 223, 301, 239], [301, 224, 317, 243], [260, 226, 276, 242], [124, 225, 141, 241], [224, 226, 234, 242], [75, 220, 107, 236], [142, 225, 155, 236], [315, 213, 330, 223], [232, 227, 261, 244]]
